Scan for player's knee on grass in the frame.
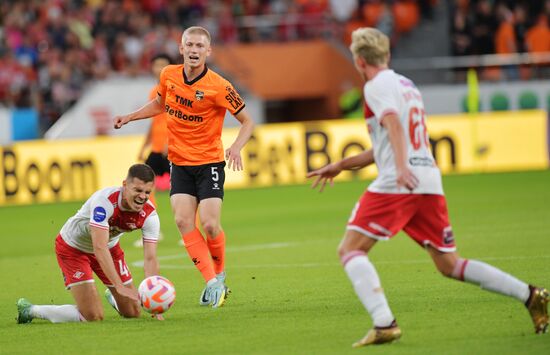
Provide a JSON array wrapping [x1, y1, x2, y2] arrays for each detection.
[[114, 296, 141, 318], [119, 304, 141, 318], [81, 309, 104, 321]]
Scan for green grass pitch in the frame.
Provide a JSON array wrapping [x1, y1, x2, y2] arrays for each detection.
[[1, 170, 550, 354]]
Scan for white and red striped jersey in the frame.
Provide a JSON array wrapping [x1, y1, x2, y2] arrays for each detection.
[[363, 69, 443, 195], [59, 187, 160, 253]]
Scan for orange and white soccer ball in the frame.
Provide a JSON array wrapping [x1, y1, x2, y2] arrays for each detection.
[[138, 276, 176, 314]]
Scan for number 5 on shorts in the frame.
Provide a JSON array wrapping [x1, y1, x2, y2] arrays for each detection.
[[211, 167, 219, 182]]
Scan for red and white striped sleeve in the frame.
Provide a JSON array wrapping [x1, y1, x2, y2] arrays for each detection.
[[141, 211, 160, 243]]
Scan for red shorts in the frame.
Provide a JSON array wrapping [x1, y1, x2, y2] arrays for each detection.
[[55, 235, 133, 289], [347, 191, 456, 252]]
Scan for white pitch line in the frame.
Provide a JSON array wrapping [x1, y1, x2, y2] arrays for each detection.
[[132, 249, 550, 269], [156, 262, 337, 270], [131, 241, 296, 267]]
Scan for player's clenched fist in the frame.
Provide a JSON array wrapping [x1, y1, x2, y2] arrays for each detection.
[[114, 115, 131, 129]]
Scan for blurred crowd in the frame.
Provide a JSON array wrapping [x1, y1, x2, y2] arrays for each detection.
[[0, 0, 433, 132], [450, 0, 550, 80]]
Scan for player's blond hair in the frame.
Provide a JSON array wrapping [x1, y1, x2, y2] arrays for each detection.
[[350, 28, 390, 66], [182, 26, 211, 44]]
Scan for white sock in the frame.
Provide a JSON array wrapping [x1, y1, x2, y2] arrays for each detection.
[[31, 305, 83, 323], [342, 251, 394, 327], [453, 259, 530, 302]]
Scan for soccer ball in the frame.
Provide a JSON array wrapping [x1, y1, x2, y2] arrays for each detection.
[[138, 276, 176, 314]]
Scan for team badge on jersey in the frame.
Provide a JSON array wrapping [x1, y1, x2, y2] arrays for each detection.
[[93, 206, 107, 222], [195, 90, 204, 101]]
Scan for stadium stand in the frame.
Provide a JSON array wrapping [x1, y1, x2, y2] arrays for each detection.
[[449, 0, 550, 81], [2, 1, 548, 132], [0, 0, 436, 133]]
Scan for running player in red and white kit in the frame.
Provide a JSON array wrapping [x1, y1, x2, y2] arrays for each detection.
[[17, 164, 162, 323], [307, 28, 549, 347]]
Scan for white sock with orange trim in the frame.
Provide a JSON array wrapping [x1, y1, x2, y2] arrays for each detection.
[[31, 305, 83, 323], [341, 251, 395, 328], [452, 258, 530, 302]]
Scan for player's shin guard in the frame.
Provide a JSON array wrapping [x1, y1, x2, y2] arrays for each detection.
[[207, 231, 225, 274], [341, 251, 395, 328], [452, 258, 530, 302], [183, 228, 216, 282]]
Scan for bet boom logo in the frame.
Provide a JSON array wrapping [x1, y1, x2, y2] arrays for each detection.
[[242, 128, 375, 185], [241, 126, 457, 187], [303, 130, 457, 172], [1, 147, 98, 204], [304, 130, 368, 174]]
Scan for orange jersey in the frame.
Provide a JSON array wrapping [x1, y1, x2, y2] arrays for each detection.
[[158, 65, 245, 165], [148, 86, 169, 153], [495, 21, 516, 54]]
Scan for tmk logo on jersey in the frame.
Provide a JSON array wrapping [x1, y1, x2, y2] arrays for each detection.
[[73, 271, 84, 279], [175, 94, 193, 108], [195, 90, 204, 100], [93, 207, 107, 223], [443, 226, 454, 244], [213, 183, 219, 190]]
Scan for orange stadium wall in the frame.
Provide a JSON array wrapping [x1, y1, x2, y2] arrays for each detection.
[[213, 40, 363, 120], [0, 110, 548, 206]]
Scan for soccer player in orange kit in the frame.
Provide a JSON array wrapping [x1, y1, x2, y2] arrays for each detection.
[[114, 26, 254, 308]]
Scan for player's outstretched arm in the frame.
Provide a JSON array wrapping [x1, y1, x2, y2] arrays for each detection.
[[114, 97, 164, 129], [307, 150, 375, 192], [143, 241, 160, 278], [91, 227, 138, 301], [225, 109, 255, 171]]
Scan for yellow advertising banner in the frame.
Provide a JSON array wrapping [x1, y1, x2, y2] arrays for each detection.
[[0, 136, 142, 205], [428, 110, 548, 173], [1, 110, 548, 206]]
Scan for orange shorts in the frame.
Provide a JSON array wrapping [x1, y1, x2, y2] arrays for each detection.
[[347, 191, 456, 252]]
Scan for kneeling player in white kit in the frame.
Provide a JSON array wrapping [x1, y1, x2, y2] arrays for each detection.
[[307, 28, 549, 347], [17, 164, 161, 323]]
